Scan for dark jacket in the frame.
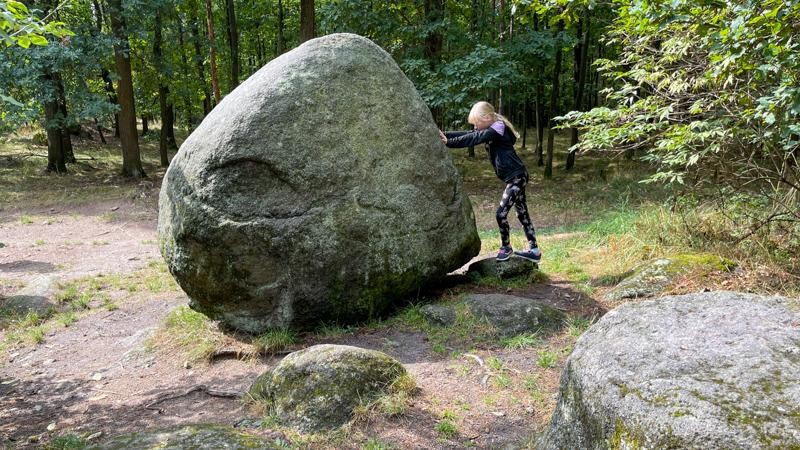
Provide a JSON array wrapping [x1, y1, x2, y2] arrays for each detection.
[[445, 121, 528, 183]]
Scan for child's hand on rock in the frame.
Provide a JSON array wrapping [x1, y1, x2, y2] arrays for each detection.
[[438, 130, 447, 144]]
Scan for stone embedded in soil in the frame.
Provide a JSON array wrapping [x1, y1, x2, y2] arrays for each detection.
[[420, 294, 564, 336], [539, 291, 800, 450], [158, 33, 479, 333], [1, 275, 57, 317], [419, 303, 457, 327], [249, 344, 408, 432], [464, 294, 564, 336], [605, 253, 735, 302], [467, 256, 538, 280], [86, 424, 282, 449]]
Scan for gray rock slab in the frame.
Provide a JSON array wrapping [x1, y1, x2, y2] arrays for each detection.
[[540, 291, 800, 450], [158, 33, 479, 333], [87, 425, 282, 449], [2, 275, 57, 317], [464, 294, 564, 336]]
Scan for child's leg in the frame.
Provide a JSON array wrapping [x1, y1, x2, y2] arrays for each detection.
[[496, 178, 525, 248], [513, 181, 538, 249]]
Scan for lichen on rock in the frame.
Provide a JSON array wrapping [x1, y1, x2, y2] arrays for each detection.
[[248, 344, 412, 433]]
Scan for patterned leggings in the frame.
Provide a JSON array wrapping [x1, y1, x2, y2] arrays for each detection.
[[496, 176, 538, 248]]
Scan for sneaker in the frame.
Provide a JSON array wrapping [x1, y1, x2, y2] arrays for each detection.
[[496, 246, 514, 261], [514, 247, 542, 262]]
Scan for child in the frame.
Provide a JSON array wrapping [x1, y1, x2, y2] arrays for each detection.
[[439, 101, 541, 262]]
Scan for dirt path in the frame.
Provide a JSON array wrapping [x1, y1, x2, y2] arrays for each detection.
[[0, 197, 598, 449]]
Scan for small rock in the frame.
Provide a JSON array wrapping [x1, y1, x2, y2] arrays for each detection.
[[91, 373, 103, 381], [33, 405, 42, 412], [491, 411, 506, 417], [86, 431, 103, 441], [183, 361, 191, 369], [46, 423, 56, 432], [110, 206, 119, 211]]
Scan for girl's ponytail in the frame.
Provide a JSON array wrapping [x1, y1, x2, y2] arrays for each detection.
[[495, 113, 521, 139]]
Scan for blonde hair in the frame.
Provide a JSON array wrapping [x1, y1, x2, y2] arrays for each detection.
[[467, 101, 520, 138]]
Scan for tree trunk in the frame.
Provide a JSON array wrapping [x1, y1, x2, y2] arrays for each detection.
[[154, 8, 177, 167], [108, 0, 145, 178], [544, 20, 564, 179], [521, 97, 528, 149], [300, 0, 315, 43], [141, 115, 149, 136], [533, 13, 544, 166], [566, 14, 590, 170], [424, 0, 444, 64], [190, 7, 212, 116], [225, 0, 239, 88], [205, 0, 221, 103], [176, 13, 194, 130], [42, 70, 66, 173], [277, 0, 285, 54], [53, 72, 75, 164]]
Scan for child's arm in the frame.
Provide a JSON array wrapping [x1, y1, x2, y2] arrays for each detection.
[[444, 129, 500, 149], [444, 131, 471, 139]]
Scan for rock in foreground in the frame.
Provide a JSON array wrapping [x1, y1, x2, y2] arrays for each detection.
[[249, 344, 410, 432], [540, 291, 800, 450], [158, 33, 479, 332], [88, 425, 282, 449]]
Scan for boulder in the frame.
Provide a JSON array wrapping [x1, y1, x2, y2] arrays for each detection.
[[540, 291, 800, 450], [467, 256, 538, 280], [87, 425, 282, 449], [1, 276, 57, 317], [158, 33, 479, 333], [605, 254, 735, 302], [419, 294, 564, 336], [249, 344, 410, 432]]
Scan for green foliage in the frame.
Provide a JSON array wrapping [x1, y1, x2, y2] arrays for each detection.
[[562, 0, 800, 238], [0, 1, 72, 49]]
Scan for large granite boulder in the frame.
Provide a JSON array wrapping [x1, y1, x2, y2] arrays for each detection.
[[249, 344, 410, 432], [158, 33, 480, 332], [540, 291, 800, 449]]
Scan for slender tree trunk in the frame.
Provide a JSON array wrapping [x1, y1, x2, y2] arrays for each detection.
[[276, 0, 285, 54], [521, 97, 528, 149], [154, 8, 177, 167], [544, 20, 564, 179], [94, 118, 106, 144], [566, 14, 590, 170], [205, 0, 221, 103], [108, 0, 145, 178], [190, 8, 212, 115], [141, 115, 149, 136], [225, 0, 239, 88], [533, 13, 545, 166], [176, 13, 194, 130], [300, 0, 315, 42]]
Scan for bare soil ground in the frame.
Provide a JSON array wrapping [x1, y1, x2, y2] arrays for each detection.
[[0, 174, 604, 449]]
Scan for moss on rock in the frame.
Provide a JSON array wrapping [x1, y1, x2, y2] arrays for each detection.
[[248, 344, 411, 433]]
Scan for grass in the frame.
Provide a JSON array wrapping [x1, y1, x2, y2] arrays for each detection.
[[253, 329, 296, 355], [536, 350, 559, 369], [149, 305, 222, 363]]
